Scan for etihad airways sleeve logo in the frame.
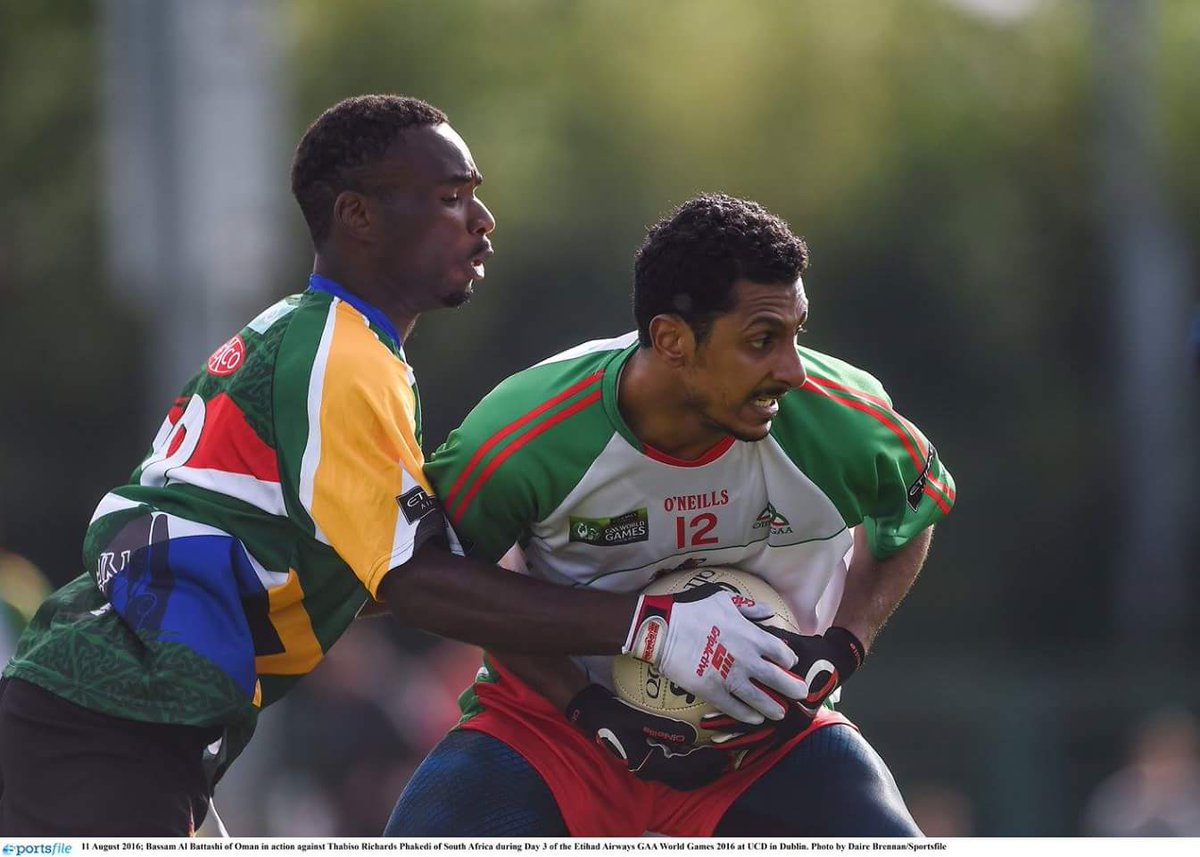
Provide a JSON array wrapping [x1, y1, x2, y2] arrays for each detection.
[[906, 444, 937, 511], [396, 486, 439, 524], [568, 508, 649, 546]]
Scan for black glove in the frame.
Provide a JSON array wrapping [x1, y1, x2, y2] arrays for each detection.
[[565, 683, 730, 791], [700, 686, 809, 754], [700, 626, 865, 749], [771, 625, 865, 715]]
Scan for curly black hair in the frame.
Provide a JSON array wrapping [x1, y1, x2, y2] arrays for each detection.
[[291, 95, 448, 246], [633, 194, 809, 346]]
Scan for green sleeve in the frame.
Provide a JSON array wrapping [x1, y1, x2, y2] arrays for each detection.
[[425, 355, 617, 564], [425, 414, 539, 564], [775, 347, 957, 559]]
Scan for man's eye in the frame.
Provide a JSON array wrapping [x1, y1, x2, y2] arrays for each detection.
[[442, 193, 462, 204], [751, 335, 773, 350]]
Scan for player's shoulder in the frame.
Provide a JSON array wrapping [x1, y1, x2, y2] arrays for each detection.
[[427, 334, 630, 499], [279, 290, 409, 383], [459, 332, 633, 436], [797, 345, 893, 406], [775, 345, 913, 459]]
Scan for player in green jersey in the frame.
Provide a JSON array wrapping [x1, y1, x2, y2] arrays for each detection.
[[385, 194, 956, 836], [0, 102, 804, 835]]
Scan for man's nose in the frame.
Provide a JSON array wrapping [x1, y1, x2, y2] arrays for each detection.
[[776, 347, 807, 390], [471, 198, 496, 235]]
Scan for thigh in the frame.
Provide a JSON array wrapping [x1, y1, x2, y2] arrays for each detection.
[[0, 677, 215, 836], [715, 724, 921, 837], [385, 729, 568, 836]]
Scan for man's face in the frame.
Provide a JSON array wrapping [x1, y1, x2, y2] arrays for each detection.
[[359, 123, 495, 310], [680, 277, 809, 442]]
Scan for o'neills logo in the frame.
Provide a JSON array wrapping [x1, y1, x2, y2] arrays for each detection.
[[642, 726, 688, 745], [638, 617, 664, 661], [696, 625, 722, 677], [207, 335, 246, 377]]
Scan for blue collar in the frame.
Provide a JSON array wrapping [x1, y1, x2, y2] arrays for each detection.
[[307, 274, 403, 349]]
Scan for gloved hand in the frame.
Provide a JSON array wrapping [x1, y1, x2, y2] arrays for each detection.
[[699, 693, 812, 756], [699, 627, 865, 750], [565, 684, 729, 790], [623, 582, 806, 724], [771, 625, 865, 716]]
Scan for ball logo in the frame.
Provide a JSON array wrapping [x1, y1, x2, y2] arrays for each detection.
[[207, 335, 246, 377]]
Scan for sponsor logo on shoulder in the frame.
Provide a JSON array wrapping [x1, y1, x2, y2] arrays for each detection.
[[753, 502, 794, 536], [569, 508, 649, 546], [396, 486, 438, 524], [906, 444, 937, 511], [207, 334, 246, 377]]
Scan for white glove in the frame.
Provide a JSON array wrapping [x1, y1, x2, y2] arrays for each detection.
[[622, 583, 806, 724]]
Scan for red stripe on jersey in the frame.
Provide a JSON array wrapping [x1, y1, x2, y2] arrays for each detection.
[[451, 389, 603, 523], [166, 428, 187, 457], [643, 435, 735, 467], [444, 371, 604, 512], [800, 380, 951, 515], [186, 393, 280, 483], [805, 375, 955, 502]]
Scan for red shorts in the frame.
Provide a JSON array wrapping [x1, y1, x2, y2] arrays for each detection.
[[459, 659, 852, 837]]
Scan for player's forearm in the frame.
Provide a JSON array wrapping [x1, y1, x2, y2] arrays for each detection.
[[832, 526, 933, 652], [491, 652, 589, 710], [379, 540, 637, 654]]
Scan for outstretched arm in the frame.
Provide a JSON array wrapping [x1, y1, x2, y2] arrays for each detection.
[[378, 540, 635, 654]]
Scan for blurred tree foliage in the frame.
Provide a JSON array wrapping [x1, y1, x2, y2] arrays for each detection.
[[0, 0, 147, 585], [2, 0, 1197, 659]]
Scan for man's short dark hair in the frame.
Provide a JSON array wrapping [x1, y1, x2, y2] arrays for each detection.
[[291, 94, 448, 246], [633, 194, 809, 346]]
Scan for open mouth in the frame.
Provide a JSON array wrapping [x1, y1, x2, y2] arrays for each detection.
[[748, 394, 783, 420], [468, 243, 494, 279]]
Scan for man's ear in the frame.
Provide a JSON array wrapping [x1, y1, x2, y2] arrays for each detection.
[[332, 190, 372, 241], [648, 315, 696, 368]]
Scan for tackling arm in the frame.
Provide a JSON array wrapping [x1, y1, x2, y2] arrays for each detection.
[[379, 540, 636, 654]]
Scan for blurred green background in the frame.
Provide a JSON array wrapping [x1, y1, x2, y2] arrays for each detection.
[[2, 0, 1198, 837]]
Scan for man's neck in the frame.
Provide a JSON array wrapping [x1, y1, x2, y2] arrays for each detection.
[[313, 254, 418, 340], [617, 348, 724, 461]]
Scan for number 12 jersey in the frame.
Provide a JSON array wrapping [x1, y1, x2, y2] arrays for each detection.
[[426, 333, 956, 699]]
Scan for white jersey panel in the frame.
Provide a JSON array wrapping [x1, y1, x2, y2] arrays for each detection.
[[518, 432, 854, 692]]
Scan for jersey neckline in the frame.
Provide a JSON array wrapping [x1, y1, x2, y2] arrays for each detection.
[[599, 339, 737, 468], [307, 274, 404, 352]]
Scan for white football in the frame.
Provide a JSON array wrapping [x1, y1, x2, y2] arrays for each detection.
[[611, 566, 798, 744]]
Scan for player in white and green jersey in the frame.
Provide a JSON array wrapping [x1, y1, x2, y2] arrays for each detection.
[[387, 195, 956, 837]]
